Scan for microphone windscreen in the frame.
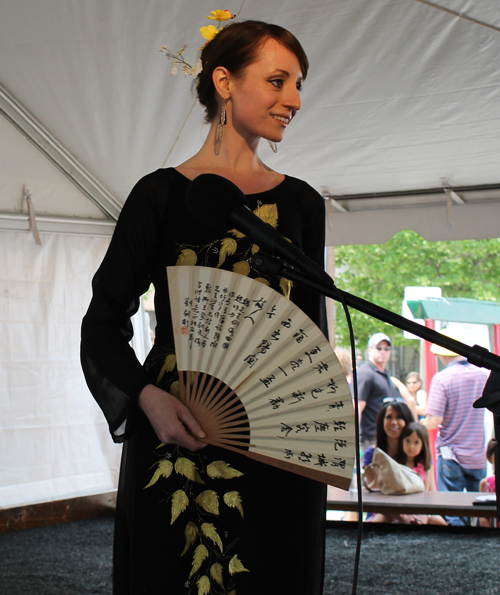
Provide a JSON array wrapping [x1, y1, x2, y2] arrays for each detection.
[[185, 173, 249, 231]]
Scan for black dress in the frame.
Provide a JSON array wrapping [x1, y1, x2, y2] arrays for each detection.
[[81, 168, 328, 595]]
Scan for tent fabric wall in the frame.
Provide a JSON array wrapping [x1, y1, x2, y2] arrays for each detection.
[[0, 231, 121, 509]]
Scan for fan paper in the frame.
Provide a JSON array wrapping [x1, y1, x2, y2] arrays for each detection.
[[168, 266, 355, 490]]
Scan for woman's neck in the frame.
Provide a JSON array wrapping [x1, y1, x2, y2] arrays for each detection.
[[177, 122, 284, 194], [387, 438, 399, 459]]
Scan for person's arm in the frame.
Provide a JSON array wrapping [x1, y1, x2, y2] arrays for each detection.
[[422, 414, 443, 430], [138, 384, 206, 450], [415, 389, 427, 417], [356, 366, 370, 423], [423, 375, 446, 431], [357, 399, 367, 422], [391, 377, 418, 420], [425, 465, 437, 491], [81, 170, 206, 447]]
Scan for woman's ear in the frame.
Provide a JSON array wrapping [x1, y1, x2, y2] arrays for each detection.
[[212, 66, 231, 101]]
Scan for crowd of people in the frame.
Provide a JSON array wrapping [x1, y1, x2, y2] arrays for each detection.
[[345, 330, 495, 527]]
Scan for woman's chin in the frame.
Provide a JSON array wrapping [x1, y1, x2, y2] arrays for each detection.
[[386, 431, 401, 440]]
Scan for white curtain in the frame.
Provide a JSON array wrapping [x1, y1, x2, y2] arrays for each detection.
[[0, 231, 121, 508]]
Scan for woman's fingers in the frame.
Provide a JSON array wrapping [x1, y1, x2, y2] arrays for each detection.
[[138, 384, 207, 450], [177, 406, 206, 440]]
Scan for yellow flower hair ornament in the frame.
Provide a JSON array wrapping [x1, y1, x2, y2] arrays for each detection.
[[160, 9, 236, 78]]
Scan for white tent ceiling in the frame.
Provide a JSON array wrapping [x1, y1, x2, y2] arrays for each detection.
[[1, 0, 499, 245]]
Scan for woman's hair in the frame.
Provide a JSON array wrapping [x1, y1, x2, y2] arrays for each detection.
[[197, 20, 309, 122], [486, 438, 497, 462], [405, 371, 421, 384], [375, 401, 414, 457], [335, 348, 352, 379], [399, 422, 431, 470]]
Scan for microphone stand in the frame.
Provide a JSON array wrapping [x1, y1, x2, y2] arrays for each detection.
[[250, 252, 500, 520]]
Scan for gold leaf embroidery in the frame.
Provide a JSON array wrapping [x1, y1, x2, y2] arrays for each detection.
[[156, 353, 177, 384], [223, 491, 244, 519], [210, 563, 224, 588], [254, 203, 278, 228], [171, 489, 189, 524], [181, 521, 199, 556], [201, 522, 223, 552], [218, 238, 237, 268], [190, 544, 209, 577], [196, 490, 219, 515], [229, 555, 249, 575], [207, 461, 243, 480], [144, 459, 173, 489], [169, 380, 181, 399], [251, 243, 260, 254], [175, 457, 205, 484], [176, 248, 197, 266], [280, 276, 293, 299], [197, 575, 211, 595], [232, 260, 250, 276], [228, 228, 245, 239], [255, 277, 271, 286], [228, 203, 277, 238]]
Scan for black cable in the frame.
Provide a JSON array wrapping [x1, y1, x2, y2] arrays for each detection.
[[334, 288, 363, 595], [248, 252, 363, 594]]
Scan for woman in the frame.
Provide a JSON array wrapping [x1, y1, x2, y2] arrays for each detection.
[[362, 401, 418, 523], [405, 371, 427, 419], [363, 400, 414, 471], [81, 20, 327, 595]]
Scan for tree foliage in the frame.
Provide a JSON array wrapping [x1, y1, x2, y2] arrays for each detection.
[[333, 230, 500, 349]]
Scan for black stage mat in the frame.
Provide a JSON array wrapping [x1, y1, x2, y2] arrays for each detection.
[[0, 517, 498, 594]]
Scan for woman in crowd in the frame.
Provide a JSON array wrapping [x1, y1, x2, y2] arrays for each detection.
[[363, 399, 415, 468], [405, 371, 427, 419], [81, 16, 328, 595], [362, 399, 415, 509]]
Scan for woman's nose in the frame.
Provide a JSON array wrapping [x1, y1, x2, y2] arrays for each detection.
[[283, 85, 301, 112]]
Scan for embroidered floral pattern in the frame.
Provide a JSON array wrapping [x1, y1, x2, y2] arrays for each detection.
[[145, 201, 295, 593], [145, 444, 247, 594], [175, 202, 293, 299]]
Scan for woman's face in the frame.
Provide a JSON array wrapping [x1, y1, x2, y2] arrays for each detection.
[[406, 377, 422, 393], [383, 405, 407, 440], [403, 431, 423, 460], [227, 37, 303, 145]]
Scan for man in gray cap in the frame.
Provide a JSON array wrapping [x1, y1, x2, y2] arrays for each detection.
[[358, 332, 403, 450]]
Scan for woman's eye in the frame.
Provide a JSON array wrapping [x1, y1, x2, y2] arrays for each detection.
[[296, 82, 303, 92], [270, 79, 284, 88]]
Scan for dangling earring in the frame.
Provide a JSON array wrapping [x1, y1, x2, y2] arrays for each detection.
[[218, 99, 227, 144], [268, 140, 278, 153]]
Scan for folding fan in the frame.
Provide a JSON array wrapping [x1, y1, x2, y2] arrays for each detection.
[[168, 266, 355, 490]]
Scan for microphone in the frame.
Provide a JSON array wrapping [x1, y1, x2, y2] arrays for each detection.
[[185, 173, 333, 287]]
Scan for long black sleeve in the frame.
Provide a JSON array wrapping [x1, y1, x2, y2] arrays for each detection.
[[81, 171, 171, 441]]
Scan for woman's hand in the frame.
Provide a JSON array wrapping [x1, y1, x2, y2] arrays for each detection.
[[138, 384, 207, 451]]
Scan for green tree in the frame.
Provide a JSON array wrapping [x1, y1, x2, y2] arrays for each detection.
[[333, 230, 500, 348]]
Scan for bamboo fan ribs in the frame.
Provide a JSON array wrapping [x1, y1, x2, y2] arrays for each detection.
[[168, 266, 355, 490]]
